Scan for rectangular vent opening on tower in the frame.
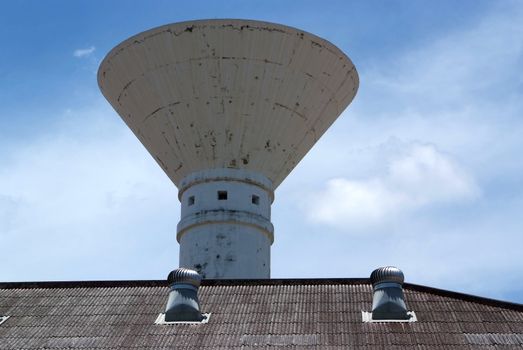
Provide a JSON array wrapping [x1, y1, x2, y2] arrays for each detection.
[[252, 195, 260, 205], [188, 196, 195, 206], [217, 191, 228, 200]]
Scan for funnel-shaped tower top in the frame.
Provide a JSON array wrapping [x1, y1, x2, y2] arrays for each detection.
[[98, 19, 358, 188], [99, 19, 358, 278]]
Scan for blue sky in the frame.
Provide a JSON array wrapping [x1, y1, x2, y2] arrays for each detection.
[[1, 1, 522, 304]]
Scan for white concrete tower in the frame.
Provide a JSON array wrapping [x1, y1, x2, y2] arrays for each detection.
[[98, 19, 359, 279]]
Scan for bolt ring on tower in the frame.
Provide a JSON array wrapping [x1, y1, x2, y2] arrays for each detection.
[[98, 19, 359, 279]]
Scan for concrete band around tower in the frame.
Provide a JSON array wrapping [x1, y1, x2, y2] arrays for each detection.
[[177, 169, 275, 245], [176, 169, 275, 244]]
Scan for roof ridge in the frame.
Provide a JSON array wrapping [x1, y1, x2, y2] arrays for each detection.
[[1, 278, 521, 311], [0, 280, 167, 289], [404, 282, 523, 312], [0, 278, 369, 290]]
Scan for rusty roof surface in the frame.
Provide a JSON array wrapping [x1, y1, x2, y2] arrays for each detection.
[[1, 278, 522, 349]]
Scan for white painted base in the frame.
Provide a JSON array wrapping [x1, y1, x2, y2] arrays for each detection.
[[179, 223, 271, 278], [361, 311, 417, 323], [155, 313, 211, 325]]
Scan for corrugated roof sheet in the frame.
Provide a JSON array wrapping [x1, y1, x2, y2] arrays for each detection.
[[0, 279, 522, 349]]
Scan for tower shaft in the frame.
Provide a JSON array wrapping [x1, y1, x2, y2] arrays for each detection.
[[177, 169, 273, 278]]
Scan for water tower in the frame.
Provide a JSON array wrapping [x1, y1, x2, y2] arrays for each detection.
[[98, 19, 358, 279]]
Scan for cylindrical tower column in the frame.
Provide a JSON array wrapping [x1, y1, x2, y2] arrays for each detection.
[[177, 169, 274, 279]]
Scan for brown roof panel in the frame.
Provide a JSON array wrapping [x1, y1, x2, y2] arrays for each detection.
[[0, 278, 522, 349]]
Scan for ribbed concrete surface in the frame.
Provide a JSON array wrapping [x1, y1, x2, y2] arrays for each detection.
[[98, 20, 358, 188], [1, 279, 522, 349]]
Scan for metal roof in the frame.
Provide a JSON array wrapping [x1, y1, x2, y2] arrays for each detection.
[[1, 279, 522, 349], [98, 19, 358, 188]]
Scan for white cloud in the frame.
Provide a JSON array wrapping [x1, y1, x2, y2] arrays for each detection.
[[275, 3, 523, 302], [362, 3, 523, 113], [290, 4, 523, 235], [388, 144, 479, 204], [0, 104, 178, 281], [73, 46, 96, 58], [306, 142, 479, 229]]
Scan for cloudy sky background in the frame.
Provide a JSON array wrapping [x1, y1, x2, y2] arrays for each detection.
[[1, 1, 522, 303]]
